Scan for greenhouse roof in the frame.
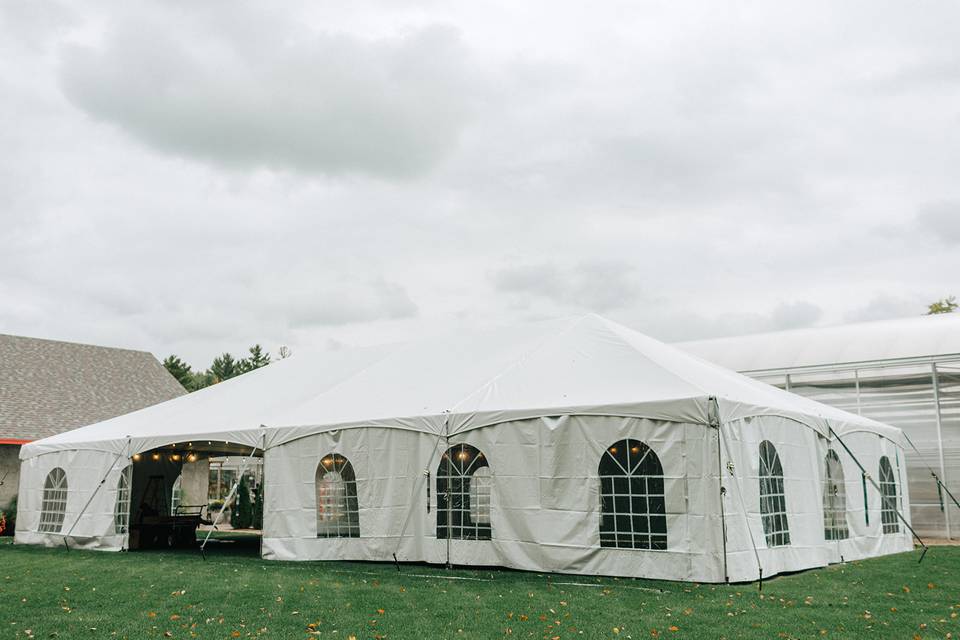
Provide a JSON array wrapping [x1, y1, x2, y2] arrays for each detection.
[[677, 313, 960, 373]]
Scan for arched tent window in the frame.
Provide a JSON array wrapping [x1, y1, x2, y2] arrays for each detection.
[[437, 444, 491, 540], [114, 466, 132, 534], [759, 441, 790, 547], [316, 454, 360, 538], [39, 467, 68, 533], [879, 456, 899, 534], [171, 474, 182, 514], [598, 439, 667, 550], [823, 450, 848, 540]]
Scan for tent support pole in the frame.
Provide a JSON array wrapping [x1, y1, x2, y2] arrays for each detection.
[[444, 415, 452, 570], [391, 427, 446, 571], [201, 440, 260, 559], [710, 398, 729, 583], [257, 430, 266, 560], [828, 427, 927, 558], [61, 436, 132, 550], [717, 421, 763, 589]]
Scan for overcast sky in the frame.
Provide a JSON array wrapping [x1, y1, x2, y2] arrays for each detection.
[[1, 1, 958, 366]]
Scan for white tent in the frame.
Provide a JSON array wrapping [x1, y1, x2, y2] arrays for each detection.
[[16, 315, 915, 582]]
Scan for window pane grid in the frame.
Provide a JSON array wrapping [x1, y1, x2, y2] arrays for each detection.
[[39, 467, 68, 533], [759, 441, 791, 547], [599, 439, 667, 551], [437, 444, 492, 540], [879, 456, 899, 534], [316, 455, 360, 538], [114, 466, 132, 535], [823, 450, 848, 541]]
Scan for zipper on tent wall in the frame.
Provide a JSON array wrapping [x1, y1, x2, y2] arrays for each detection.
[[443, 412, 452, 570], [709, 397, 729, 584], [257, 429, 266, 561]]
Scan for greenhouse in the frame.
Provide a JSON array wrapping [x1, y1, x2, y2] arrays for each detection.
[[680, 313, 960, 539]]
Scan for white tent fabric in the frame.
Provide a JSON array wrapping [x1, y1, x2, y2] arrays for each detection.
[[16, 314, 914, 581]]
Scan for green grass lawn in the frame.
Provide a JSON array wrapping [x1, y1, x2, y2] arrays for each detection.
[[1, 538, 958, 639]]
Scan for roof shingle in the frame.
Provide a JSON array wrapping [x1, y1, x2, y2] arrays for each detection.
[[0, 334, 186, 441]]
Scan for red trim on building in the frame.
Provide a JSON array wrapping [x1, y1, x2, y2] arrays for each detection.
[[0, 439, 31, 445]]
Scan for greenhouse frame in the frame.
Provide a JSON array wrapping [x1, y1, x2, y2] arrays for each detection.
[[680, 313, 960, 539]]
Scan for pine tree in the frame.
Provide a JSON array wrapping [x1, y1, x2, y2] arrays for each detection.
[[210, 352, 240, 383], [252, 485, 264, 530], [162, 355, 194, 390], [234, 475, 253, 529], [239, 344, 271, 373]]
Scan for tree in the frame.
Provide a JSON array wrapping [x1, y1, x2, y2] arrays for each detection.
[[252, 484, 264, 530], [188, 370, 216, 392], [239, 344, 271, 373], [231, 475, 253, 529], [278, 346, 292, 360], [210, 352, 241, 383], [162, 355, 194, 390], [927, 296, 958, 315]]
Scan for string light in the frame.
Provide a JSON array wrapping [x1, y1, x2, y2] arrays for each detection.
[[151, 453, 161, 461], [132, 453, 141, 462], [609, 447, 618, 454], [171, 454, 181, 462], [187, 453, 197, 463]]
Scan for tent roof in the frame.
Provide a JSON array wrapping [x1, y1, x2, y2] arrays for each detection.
[[677, 313, 960, 373], [21, 314, 901, 459]]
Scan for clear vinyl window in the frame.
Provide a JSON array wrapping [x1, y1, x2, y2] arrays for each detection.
[[598, 439, 667, 550], [114, 465, 132, 534], [171, 474, 183, 514], [759, 440, 790, 547], [437, 444, 491, 540], [316, 454, 360, 538], [39, 467, 68, 533], [879, 456, 899, 534], [823, 449, 848, 540]]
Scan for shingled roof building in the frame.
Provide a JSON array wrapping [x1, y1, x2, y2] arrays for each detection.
[[0, 334, 185, 512]]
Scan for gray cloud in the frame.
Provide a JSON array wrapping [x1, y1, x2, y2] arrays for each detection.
[[916, 202, 960, 244], [284, 278, 418, 328], [844, 294, 930, 323], [59, 14, 473, 178], [1, 0, 959, 364], [493, 262, 643, 312], [770, 301, 823, 330]]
